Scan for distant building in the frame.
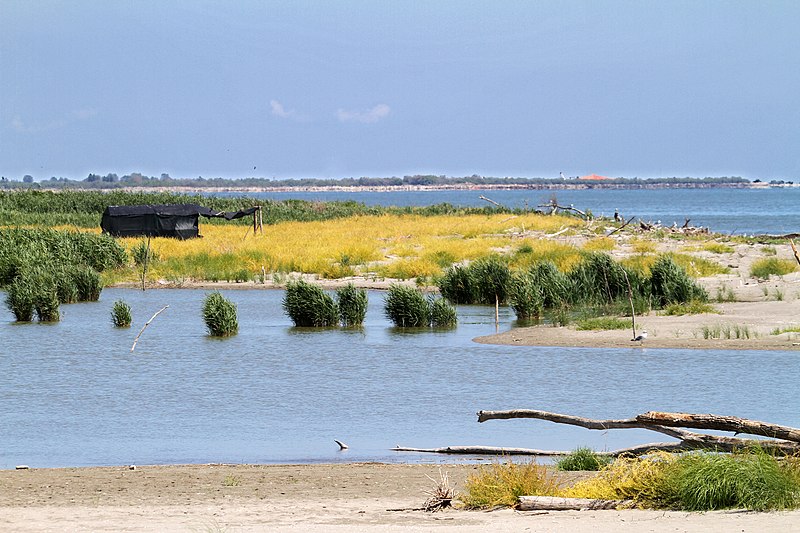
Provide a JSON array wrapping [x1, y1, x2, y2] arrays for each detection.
[[579, 174, 611, 181]]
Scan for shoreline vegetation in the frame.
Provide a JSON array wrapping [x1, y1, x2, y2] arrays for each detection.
[[2, 188, 799, 351]]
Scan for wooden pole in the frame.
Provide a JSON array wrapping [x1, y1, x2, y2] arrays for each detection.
[[141, 237, 151, 292], [130, 305, 169, 352], [621, 269, 637, 339], [790, 239, 800, 266]]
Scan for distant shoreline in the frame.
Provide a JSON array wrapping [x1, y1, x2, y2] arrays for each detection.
[[20, 181, 793, 195]]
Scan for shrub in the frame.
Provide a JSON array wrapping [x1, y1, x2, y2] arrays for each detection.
[[437, 264, 478, 304], [111, 300, 132, 327], [461, 461, 559, 509], [283, 280, 338, 327], [528, 261, 570, 309], [202, 291, 238, 336], [384, 284, 430, 327], [68, 265, 103, 302], [508, 272, 543, 320], [5, 277, 35, 322], [649, 255, 707, 306], [473, 256, 511, 305], [429, 296, 457, 328], [336, 283, 368, 327], [568, 252, 630, 305], [750, 257, 797, 279], [556, 447, 613, 471]]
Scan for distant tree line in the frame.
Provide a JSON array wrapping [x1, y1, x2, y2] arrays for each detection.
[[0, 172, 764, 190]]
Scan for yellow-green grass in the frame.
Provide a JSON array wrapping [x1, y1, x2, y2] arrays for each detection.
[[750, 257, 797, 279], [682, 242, 735, 254], [621, 253, 728, 278], [460, 461, 561, 509], [629, 238, 657, 254], [108, 212, 583, 282], [582, 236, 615, 252]]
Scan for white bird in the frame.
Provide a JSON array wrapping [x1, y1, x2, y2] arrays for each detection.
[[632, 330, 648, 343]]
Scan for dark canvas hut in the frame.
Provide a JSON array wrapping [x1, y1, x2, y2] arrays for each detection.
[[101, 204, 259, 239]]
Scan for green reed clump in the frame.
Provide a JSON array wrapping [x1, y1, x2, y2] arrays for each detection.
[[283, 280, 339, 327], [556, 447, 613, 471], [567, 252, 632, 305], [5, 277, 36, 321], [429, 296, 457, 328], [662, 449, 800, 511], [111, 300, 132, 327], [508, 272, 543, 320], [437, 264, 478, 304], [575, 317, 630, 330], [384, 284, 431, 327], [336, 283, 368, 327], [528, 260, 570, 308], [68, 265, 103, 301], [649, 255, 707, 307], [473, 256, 512, 305], [202, 291, 238, 336], [33, 283, 61, 322]]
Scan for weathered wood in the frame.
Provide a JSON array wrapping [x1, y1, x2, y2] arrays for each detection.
[[393, 445, 566, 456], [791, 239, 800, 267], [517, 496, 631, 511], [479, 195, 502, 207], [130, 305, 169, 352], [637, 412, 800, 443], [606, 215, 636, 236], [477, 409, 800, 454]]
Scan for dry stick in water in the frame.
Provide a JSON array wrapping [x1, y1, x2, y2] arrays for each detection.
[[130, 305, 169, 352]]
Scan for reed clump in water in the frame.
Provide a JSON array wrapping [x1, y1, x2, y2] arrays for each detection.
[[202, 291, 238, 337], [283, 280, 339, 327], [111, 300, 132, 328], [335, 283, 368, 327]]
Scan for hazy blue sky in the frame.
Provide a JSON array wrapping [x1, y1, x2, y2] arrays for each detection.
[[1, 1, 798, 181]]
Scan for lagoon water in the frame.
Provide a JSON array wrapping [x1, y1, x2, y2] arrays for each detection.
[[216, 187, 800, 236], [1, 288, 797, 469]]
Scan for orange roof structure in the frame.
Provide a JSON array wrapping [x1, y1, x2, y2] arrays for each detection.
[[579, 174, 610, 181]]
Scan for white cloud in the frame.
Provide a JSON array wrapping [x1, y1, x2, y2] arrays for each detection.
[[11, 108, 97, 133], [336, 103, 391, 124], [270, 100, 308, 122]]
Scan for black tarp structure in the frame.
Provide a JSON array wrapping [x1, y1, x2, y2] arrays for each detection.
[[101, 204, 259, 239]]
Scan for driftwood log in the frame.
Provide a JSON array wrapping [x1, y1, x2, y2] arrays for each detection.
[[517, 496, 631, 511]]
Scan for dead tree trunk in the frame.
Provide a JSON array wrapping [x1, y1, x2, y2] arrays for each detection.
[[517, 496, 631, 511], [636, 412, 800, 443]]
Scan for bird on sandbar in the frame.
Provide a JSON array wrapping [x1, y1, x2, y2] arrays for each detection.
[[631, 330, 648, 344]]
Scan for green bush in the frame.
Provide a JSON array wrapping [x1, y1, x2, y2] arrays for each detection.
[[283, 280, 339, 327], [429, 296, 457, 328], [384, 284, 430, 327], [202, 291, 238, 336], [111, 300, 132, 327], [556, 447, 613, 471], [336, 283, 368, 327]]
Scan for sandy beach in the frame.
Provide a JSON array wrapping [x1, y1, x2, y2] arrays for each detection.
[[3, 463, 799, 532]]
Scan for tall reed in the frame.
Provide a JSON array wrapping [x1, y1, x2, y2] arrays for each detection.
[[336, 283, 368, 327], [202, 291, 238, 336], [283, 280, 339, 327]]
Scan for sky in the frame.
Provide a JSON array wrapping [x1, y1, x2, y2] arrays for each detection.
[[1, 1, 799, 181]]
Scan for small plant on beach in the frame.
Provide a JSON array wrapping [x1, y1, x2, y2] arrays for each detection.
[[663, 300, 717, 316], [202, 291, 238, 337], [283, 280, 339, 327], [429, 296, 457, 328], [336, 283, 368, 327], [460, 461, 559, 509], [750, 257, 797, 279], [384, 284, 430, 327], [111, 300, 132, 327], [575, 317, 630, 331], [715, 284, 736, 302], [556, 447, 613, 471], [222, 475, 242, 487]]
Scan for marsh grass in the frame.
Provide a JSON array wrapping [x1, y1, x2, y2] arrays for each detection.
[[662, 300, 718, 315], [715, 285, 736, 302], [111, 299, 132, 327], [429, 296, 457, 328], [202, 291, 238, 337], [336, 283, 368, 327], [556, 448, 613, 471], [575, 317, 631, 331], [283, 280, 338, 327], [700, 323, 755, 340], [384, 284, 430, 327], [650, 256, 708, 306], [583, 236, 615, 252], [460, 461, 560, 509], [750, 258, 797, 279]]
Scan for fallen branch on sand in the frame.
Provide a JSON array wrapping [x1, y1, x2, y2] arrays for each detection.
[[517, 496, 632, 511], [393, 409, 800, 458]]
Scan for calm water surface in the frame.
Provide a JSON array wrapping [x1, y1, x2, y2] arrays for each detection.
[[215, 187, 800, 236], [1, 289, 797, 469]]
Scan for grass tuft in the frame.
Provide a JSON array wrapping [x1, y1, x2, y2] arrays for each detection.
[[750, 258, 797, 279], [575, 317, 630, 331], [556, 448, 613, 471], [111, 300, 132, 327], [460, 461, 560, 509], [335, 283, 368, 327], [202, 291, 238, 336], [283, 280, 339, 327]]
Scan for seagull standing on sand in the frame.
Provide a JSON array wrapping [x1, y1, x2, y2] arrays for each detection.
[[632, 330, 648, 344]]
